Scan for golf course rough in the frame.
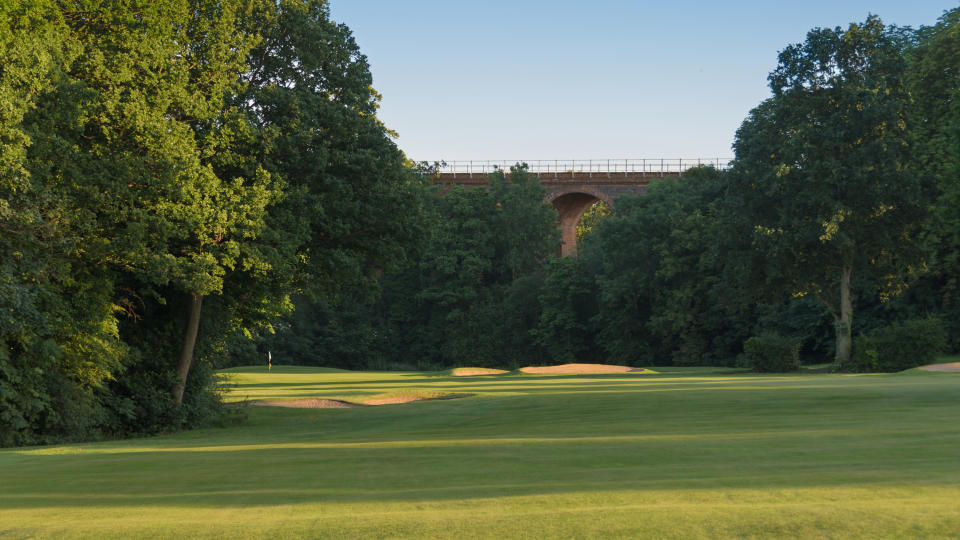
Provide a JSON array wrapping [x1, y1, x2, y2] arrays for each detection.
[[1, 364, 959, 538]]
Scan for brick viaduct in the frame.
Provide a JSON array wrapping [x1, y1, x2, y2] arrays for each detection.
[[434, 159, 727, 256]]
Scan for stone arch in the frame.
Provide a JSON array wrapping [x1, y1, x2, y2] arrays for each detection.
[[546, 188, 615, 257]]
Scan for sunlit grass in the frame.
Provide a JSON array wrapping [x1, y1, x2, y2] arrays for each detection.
[[2, 364, 959, 538]]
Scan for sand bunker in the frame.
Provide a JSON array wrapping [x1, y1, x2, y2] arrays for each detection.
[[918, 362, 960, 373], [253, 393, 470, 409], [452, 367, 509, 376], [520, 363, 649, 374]]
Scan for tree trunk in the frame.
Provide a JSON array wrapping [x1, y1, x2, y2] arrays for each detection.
[[835, 265, 853, 366], [172, 294, 204, 407]]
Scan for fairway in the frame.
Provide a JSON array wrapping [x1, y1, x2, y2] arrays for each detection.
[[2, 366, 959, 539]]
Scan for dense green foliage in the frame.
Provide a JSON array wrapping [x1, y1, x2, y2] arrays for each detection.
[[532, 257, 603, 365], [732, 16, 928, 366], [850, 317, 947, 372], [742, 334, 802, 372], [575, 200, 612, 242], [590, 166, 760, 366], [259, 165, 557, 370], [904, 8, 960, 351], [0, 0, 421, 445]]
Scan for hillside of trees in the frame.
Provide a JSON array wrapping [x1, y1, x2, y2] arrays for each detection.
[[2, 3, 959, 446]]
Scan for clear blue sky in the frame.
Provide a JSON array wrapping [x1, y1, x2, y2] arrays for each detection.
[[329, 1, 956, 162]]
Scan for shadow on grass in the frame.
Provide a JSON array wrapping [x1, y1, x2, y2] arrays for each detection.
[[3, 372, 960, 514], [3, 429, 959, 511], [6, 369, 958, 515]]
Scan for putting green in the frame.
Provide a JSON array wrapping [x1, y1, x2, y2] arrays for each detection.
[[1, 365, 959, 538]]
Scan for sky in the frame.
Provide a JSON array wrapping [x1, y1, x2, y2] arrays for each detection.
[[329, 1, 956, 162]]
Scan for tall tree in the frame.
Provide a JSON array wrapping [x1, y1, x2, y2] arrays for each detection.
[[208, 0, 429, 374], [732, 16, 930, 366], [48, 1, 276, 408], [906, 7, 960, 350], [238, 0, 425, 299]]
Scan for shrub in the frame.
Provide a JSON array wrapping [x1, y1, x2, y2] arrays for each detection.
[[743, 334, 801, 372], [849, 317, 947, 372]]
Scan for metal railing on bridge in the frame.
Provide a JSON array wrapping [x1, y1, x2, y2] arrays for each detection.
[[434, 158, 733, 178]]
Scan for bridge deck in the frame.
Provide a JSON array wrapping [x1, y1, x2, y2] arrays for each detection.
[[432, 158, 730, 176], [435, 170, 680, 188], [431, 158, 729, 187]]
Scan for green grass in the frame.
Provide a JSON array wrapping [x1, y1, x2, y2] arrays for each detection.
[[2, 365, 960, 538]]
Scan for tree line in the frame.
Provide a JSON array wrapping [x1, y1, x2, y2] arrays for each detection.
[[257, 12, 960, 374], [2, 5, 959, 446]]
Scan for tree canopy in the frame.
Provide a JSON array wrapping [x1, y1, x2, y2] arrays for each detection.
[[0, 0, 423, 445], [731, 16, 930, 366]]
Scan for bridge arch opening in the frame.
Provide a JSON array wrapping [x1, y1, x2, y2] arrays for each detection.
[[548, 189, 614, 257]]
